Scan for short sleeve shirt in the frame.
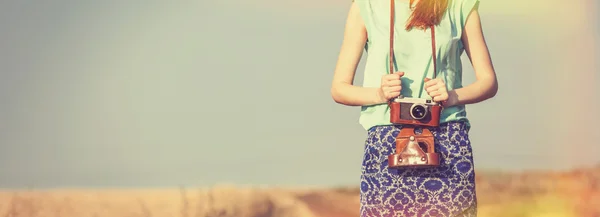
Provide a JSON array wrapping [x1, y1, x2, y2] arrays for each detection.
[[354, 0, 480, 130]]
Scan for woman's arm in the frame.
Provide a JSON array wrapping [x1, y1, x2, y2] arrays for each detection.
[[330, 2, 387, 106], [445, 9, 499, 107]]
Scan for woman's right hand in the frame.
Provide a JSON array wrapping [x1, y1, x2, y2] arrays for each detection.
[[377, 71, 404, 102]]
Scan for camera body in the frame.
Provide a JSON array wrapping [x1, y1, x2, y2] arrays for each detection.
[[389, 96, 442, 127]]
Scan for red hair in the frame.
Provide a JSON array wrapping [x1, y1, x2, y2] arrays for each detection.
[[405, 0, 449, 30]]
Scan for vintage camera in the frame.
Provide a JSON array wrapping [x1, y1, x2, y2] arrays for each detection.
[[389, 95, 442, 127]]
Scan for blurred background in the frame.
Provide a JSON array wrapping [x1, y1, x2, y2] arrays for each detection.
[[0, 0, 598, 216]]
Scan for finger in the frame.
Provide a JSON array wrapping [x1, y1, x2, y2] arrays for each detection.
[[426, 78, 444, 84], [389, 86, 402, 92], [425, 86, 438, 93], [430, 86, 444, 93], [428, 91, 441, 97], [382, 86, 401, 94], [394, 71, 405, 77], [386, 74, 400, 81], [389, 91, 401, 97], [433, 95, 448, 102], [424, 80, 437, 88], [384, 92, 400, 100], [436, 82, 446, 89], [386, 86, 401, 93], [387, 80, 401, 87], [381, 79, 392, 86]]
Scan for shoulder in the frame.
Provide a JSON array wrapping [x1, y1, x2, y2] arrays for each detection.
[[351, 0, 370, 7], [349, 0, 373, 28], [450, 0, 481, 10], [448, 0, 480, 28]]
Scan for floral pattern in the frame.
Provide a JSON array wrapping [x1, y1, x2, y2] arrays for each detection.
[[360, 121, 477, 217]]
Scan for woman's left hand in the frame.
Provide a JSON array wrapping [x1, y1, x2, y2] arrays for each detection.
[[424, 78, 449, 105]]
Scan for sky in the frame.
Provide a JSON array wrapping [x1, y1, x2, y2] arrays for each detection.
[[0, 0, 598, 188]]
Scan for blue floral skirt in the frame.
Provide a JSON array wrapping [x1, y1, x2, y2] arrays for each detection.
[[360, 121, 477, 217]]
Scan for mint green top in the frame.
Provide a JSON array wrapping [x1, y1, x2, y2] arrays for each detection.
[[354, 0, 480, 130]]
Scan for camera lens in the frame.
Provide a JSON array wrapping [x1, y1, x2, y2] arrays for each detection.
[[410, 104, 428, 120]]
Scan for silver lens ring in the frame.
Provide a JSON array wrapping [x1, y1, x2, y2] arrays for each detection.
[[409, 104, 428, 120]]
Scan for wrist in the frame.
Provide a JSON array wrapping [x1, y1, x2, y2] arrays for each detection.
[[373, 88, 387, 105], [444, 90, 460, 107]]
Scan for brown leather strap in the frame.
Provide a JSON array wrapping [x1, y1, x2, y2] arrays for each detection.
[[430, 26, 437, 79], [389, 0, 395, 75], [389, 0, 437, 78]]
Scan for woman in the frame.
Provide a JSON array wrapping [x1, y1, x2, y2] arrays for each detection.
[[330, 0, 498, 216]]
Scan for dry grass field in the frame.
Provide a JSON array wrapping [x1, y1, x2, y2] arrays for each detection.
[[1, 165, 599, 217]]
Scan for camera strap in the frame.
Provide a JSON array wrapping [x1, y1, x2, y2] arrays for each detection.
[[389, 0, 437, 79]]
